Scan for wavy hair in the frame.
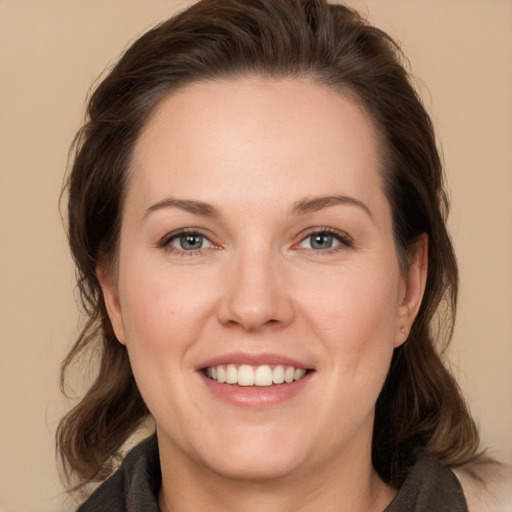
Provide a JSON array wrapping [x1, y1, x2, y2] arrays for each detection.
[[58, 0, 480, 491]]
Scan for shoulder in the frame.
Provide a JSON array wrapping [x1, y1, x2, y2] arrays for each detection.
[[454, 460, 512, 512], [78, 435, 161, 512], [386, 451, 468, 512]]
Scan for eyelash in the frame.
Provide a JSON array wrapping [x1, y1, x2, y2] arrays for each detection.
[[297, 227, 353, 255], [158, 227, 353, 256], [158, 228, 216, 256]]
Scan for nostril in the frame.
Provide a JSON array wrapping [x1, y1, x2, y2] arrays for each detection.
[[216, 281, 295, 331]]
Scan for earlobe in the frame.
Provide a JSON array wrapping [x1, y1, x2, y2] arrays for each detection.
[[96, 262, 126, 345], [395, 234, 428, 347]]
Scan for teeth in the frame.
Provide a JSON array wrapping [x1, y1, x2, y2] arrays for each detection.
[[294, 368, 307, 381], [226, 364, 237, 384], [254, 365, 273, 386], [205, 364, 308, 386], [238, 365, 254, 386], [272, 365, 285, 384]]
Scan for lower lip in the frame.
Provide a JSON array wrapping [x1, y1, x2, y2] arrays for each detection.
[[199, 371, 313, 407]]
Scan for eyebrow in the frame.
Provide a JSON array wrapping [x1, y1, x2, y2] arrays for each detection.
[[291, 195, 373, 220], [144, 194, 372, 220], [144, 198, 221, 218]]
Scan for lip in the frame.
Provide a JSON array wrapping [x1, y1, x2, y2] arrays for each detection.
[[196, 352, 314, 408], [199, 370, 313, 407], [196, 352, 313, 371]]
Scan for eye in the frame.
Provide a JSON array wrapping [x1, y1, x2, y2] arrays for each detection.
[[164, 231, 213, 252], [304, 232, 338, 250], [299, 230, 351, 251]]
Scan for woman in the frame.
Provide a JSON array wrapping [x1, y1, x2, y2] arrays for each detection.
[[57, 1, 503, 510]]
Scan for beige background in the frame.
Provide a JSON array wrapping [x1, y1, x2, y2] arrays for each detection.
[[1, 1, 511, 510]]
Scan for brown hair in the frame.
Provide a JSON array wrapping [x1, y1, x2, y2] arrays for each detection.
[[58, 0, 481, 491]]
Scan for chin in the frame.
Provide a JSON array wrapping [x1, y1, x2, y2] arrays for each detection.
[[186, 424, 312, 482], [205, 451, 305, 482]]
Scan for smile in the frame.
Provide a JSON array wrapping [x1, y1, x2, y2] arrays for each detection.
[[205, 364, 308, 387]]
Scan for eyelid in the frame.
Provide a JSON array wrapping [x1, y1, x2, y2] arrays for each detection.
[[157, 226, 352, 255], [158, 227, 219, 254], [295, 227, 353, 250]]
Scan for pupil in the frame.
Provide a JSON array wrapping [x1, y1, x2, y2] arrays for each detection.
[[181, 234, 202, 250], [312, 233, 332, 249]]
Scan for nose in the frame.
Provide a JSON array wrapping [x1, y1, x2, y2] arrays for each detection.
[[217, 248, 295, 332]]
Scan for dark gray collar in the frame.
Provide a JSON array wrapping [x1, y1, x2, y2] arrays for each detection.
[[79, 436, 467, 512], [384, 450, 468, 512]]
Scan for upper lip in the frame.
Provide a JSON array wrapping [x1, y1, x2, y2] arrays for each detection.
[[196, 352, 313, 371]]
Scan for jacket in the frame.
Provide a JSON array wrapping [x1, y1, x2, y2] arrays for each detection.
[[78, 435, 468, 511]]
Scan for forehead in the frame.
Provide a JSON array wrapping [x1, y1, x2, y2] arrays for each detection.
[[128, 76, 387, 219]]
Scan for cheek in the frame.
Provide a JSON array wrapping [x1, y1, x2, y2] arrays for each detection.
[[300, 261, 401, 378], [118, 258, 212, 348], [115, 268, 205, 414], [306, 262, 399, 333], [114, 273, 198, 408]]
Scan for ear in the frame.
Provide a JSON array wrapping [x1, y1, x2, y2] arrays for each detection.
[[96, 260, 126, 345], [395, 234, 428, 347]]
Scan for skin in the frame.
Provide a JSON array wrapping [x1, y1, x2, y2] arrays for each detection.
[[98, 77, 427, 512]]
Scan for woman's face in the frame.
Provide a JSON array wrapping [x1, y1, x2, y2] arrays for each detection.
[[100, 77, 425, 483]]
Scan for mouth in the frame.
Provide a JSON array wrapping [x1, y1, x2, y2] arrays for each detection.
[[203, 364, 310, 387], [197, 354, 314, 406]]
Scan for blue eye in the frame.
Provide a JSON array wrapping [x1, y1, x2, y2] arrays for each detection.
[[310, 233, 336, 249], [299, 231, 349, 251], [168, 232, 212, 251]]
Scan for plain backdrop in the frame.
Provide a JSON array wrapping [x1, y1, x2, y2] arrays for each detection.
[[1, 1, 511, 510]]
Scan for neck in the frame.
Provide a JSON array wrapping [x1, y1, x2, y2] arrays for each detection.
[[157, 436, 396, 512]]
